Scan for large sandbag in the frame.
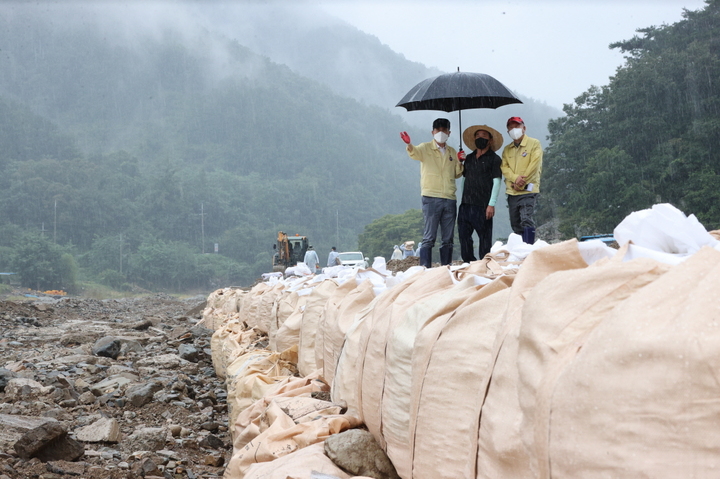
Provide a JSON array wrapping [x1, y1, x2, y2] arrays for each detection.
[[298, 279, 339, 376], [239, 283, 270, 330], [361, 267, 455, 448], [275, 290, 299, 328], [409, 275, 514, 479], [202, 288, 247, 330], [232, 372, 329, 451], [270, 279, 316, 352], [271, 291, 310, 352], [541, 247, 720, 478], [314, 278, 359, 375], [516, 254, 669, 477], [225, 398, 359, 478], [332, 282, 409, 423], [320, 279, 376, 386], [242, 442, 355, 479], [256, 282, 285, 334], [268, 284, 310, 350], [225, 347, 298, 428], [382, 274, 486, 478], [211, 321, 264, 379], [476, 240, 589, 479]]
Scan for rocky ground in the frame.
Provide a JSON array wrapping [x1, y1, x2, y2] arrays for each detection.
[[0, 291, 230, 479], [385, 256, 420, 273]]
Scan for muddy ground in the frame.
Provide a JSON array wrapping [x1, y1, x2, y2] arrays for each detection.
[[0, 291, 229, 479]]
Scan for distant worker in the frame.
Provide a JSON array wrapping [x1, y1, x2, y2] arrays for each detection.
[[400, 118, 464, 267], [458, 125, 503, 262], [501, 116, 543, 244], [391, 245, 403, 260], [402, 241, 415, 258], [304, 245, 320, 272], [327, 246, 340, 267]]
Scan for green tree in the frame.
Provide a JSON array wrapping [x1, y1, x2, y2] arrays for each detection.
[[543, 1, 720, 234], [358, 209, 424, 260], [127, 238, 197, 291], [10, 233, 77, 291]]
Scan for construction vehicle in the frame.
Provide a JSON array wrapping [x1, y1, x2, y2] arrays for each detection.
[[272, 231, 309, 272]]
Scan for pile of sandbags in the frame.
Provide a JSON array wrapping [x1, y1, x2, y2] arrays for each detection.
[[207, 204, 720, 479]]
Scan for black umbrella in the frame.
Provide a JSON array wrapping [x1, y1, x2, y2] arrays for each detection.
[[396, 70, 522, 150]]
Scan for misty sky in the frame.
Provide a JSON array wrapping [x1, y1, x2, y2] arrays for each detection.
[[319, 0, 707, 109]]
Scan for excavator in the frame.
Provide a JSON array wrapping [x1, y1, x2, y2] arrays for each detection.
[[272, 231, 309, 272]]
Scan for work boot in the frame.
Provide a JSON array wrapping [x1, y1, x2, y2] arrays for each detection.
[[439, 245, 453, 266], [522, 227, 536, 245], [419, 247, 432, 268]]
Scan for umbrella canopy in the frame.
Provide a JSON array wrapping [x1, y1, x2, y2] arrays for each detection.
[[396, 71, 522, 112], [396, 71, 522, 150]]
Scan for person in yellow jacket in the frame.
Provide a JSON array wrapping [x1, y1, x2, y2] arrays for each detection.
[[500, 116, 543, 244], [400, 118, 464, 267]]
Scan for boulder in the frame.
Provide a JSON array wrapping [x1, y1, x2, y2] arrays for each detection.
[[92, 337, 122, 359], [178, 344, 199, 362], [0, 368, 16, 392], [124, 427, 166, 452], [13, 422, 84, 462], [324, 429, 400, 479], [5, 378, 48, 400], [75, 417, 121, 443], [125, 381, 163, 407]]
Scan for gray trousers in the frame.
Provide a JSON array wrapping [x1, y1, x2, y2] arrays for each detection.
[[507, 193, 538, 234], [420, 196, 456, 249]]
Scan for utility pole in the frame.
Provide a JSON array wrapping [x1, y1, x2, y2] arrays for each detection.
[[200, 203, 206, 254], [41, 222, 45, 237], [193, 203, 207, 254], [119, 234, 123, 274]]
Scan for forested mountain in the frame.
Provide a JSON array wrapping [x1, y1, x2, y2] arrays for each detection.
[[0, 3, 559, 291], [541, 0, 720, 237], [195, 3, 560, 143]]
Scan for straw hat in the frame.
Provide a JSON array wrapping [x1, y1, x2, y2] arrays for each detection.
[[462, 125, 503, 152]]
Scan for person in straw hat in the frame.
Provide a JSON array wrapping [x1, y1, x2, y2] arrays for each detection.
[[457, 124, 504, 262]]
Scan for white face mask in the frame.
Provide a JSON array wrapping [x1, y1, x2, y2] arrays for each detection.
[[434, 131, 449, 144], [508, 127, 524, 140]]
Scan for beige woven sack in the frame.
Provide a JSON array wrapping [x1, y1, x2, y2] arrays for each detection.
[[332, 284, 408, 423], [409, 275, 514, 479], [211, 322, 263, 379], [275, 290, 299, 327], [319, 279, 376, 386], [225, 399, 359, 478], [256, 282, 285, 334], [314, 278, 360, 375], [361, 266, 454, 448], [515, 254, 669, 478], [242, 442, 354, 479], [476, 240, 589, 479], [231, 373, 330, 452], [239, 283, 270, 330], [271, 293, 308, 352], [382, 275, 486, 478], [201, 288, 247, 330], [225, 347, 298, 428], [298, 279, 339, 376], [541, 247, 720, 478]]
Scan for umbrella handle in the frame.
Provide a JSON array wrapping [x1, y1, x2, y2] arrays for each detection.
[[458, 109, 463, 151]]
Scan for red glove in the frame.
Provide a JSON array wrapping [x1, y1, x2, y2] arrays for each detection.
[[400, 131, 411, 144], [457, 149, 466, 162]]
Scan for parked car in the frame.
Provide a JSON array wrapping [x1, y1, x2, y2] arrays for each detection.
[[337, 251, 369, 268]]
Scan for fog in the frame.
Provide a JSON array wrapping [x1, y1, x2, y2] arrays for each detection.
[[4, 0, 703, 290]]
